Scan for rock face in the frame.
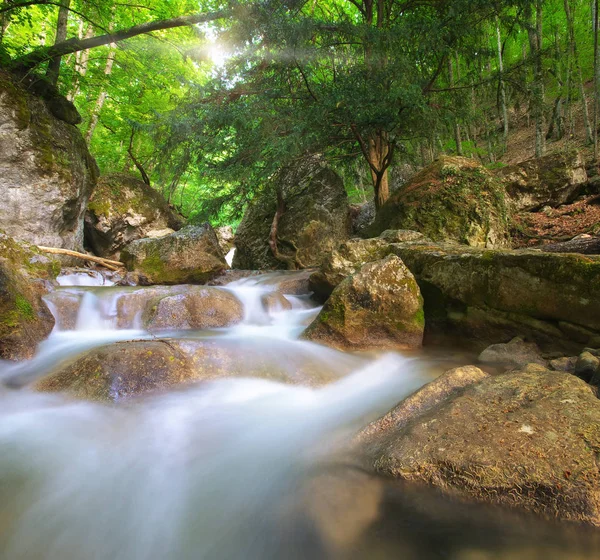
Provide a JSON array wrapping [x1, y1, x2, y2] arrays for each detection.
[[478, 337, 547, 369], [367, 157, 511, 247], [369, 369, 600, 527], [499, 150, 588, 211], [121, 224, 227, 285], [215, 226, 235, 255], [0, 233, 59, 360], [84, 174, 183, 258], [0, 70, 99, 251], [303, 255, 424, 350], [233, 156, 349, 270]]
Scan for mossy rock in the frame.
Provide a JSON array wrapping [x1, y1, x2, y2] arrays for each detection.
[[303, 254, 424, 351], [367, 156, 511, 247]]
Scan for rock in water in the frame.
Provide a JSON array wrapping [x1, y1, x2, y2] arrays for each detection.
[[0, 233, 59, 360], [121, 224, 227, 285], [303, 255, 424, 350], [233, 155, 349, 270], [369, 369, 600, 527], [478, 337, 547, 369], [0, 70, 99, 251], [84, 174, 183, 259], [498, 149, 588, 211], [367, 157, 511, 247]]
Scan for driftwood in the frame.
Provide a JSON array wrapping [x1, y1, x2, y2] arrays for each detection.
[[38, 246, 125, 271], [534, 236, 600, 255]]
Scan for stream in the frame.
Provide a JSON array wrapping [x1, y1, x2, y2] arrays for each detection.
[[0, 271, 599, 559]]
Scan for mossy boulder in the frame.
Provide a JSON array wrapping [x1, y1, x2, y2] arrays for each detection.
[[498, 150, 588, 211], [121, 224, 227, 285], [84, 173, 183, 259], [367, 157, 511, 247], [0, 233, 59, 360], [0, 70, 99, 251], [233, 155, 350, 270], [303, 255, 424, 351], [368, 369, 600, 527]]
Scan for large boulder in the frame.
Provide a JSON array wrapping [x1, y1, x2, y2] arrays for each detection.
[[233, 156, 349, 270], [303, 255, 424, 351], [368, 369, 600, 527], [499, 150, 588, 211], [0, 70, 99, 251], [0, 233, 59, 360], [84, 174, 183, 258], [121, 224, 227, 285], [367, 157, 511, 247]]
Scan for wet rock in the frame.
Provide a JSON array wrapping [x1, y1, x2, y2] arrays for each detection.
[[0, 70, 99, 251], [349, 201, 375, 236], [369, 369, 600, 526], [303, 255, 424, 351], [367, 157, 511, 247], [0, 233, 59, 360], [145, 287, 244, 331], [309, 238, 393, 301], [574, 352, 600, 383], [261, 292, 292, 313], [549, 356, 577, 373], [121, 224, 227, 285], [85, 174, 183, 259], [233, 155, 349, 270], [478, 337, 547, 370], [42, 290, 80, 331], [498, 150, 588, 211], [266, 270, 314, 295]]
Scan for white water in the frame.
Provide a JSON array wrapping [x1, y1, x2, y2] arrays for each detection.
[[0, 271, 595, 559]]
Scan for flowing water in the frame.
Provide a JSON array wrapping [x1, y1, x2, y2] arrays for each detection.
[[0, 271, 598, 559]]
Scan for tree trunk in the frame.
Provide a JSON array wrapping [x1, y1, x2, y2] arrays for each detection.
[[448, 56, 463, 156], [368, 131, 391, 209], [45, 0, 71, 86], [495, 19, 509, 146], [67, 24, 94, 101], [531, 1, 545, 158], [85, 44, 116, 143], [594, 0, 599, 159]]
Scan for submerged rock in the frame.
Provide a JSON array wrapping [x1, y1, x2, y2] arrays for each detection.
[[121, 224, 227, 285], [84, 174, 183, 259], [233, 155, 349, 270], [0, 233, 59, 360], [498, 150, 588, 211], [0, 70, 99, 251], [478, 337, 547, 370], [367, 157, 511, 247], [303, 255, 424, 351], [368, 369, 600, 527]]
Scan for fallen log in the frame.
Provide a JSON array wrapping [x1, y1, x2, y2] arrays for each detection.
[[38, 246, 125, 270], [534, 235, 600, 255]]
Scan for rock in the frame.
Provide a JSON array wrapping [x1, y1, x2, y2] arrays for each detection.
[[498, 150, 588, 211], [369, 370, 600, 526], [215, 226, 235, 255], [145, 287, 244, 331], [378, 229, 430, 243], [478, 337, 546, 369], [121, 224, 227, 285], [389, 240, 600, 352], [303, 255, 424, 351], [349, 200, 375, 236], [309, 238, 393, 301], [549, 356, 577, 373], [367, 157, 511, 247], [84, 174, 184, 259], [574, 351, 600, 383], [361, 366, 489, 444], [261, 270, 314, 295], [0, 70, 99, 251], [0, 233, 59, 360], [261, 292, 292, 313], [233, 155, 349, 270], [42, 290, 80, 331]]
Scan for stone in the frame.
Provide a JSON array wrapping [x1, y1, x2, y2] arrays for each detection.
[[84, 173, 183, 258], [498, 150, 588, 211], [549, 356, 577, 373], [303, 255, 424, 351], [145, 287, 244, 331], [378, 229, 430, 243], [0, 233, 59, 360], [233, 155, 349, 270], [215, 226, 235, 255], [261, 292, 292, 313], [367, 157, 511, 247], [574, 352, 600, 383], [0, 70, 99, 251], [369, 370, 600, 526], [478, 337, 547, 369], [121, 224, 227, 285], [309, 237, 393, 301], [348, 200, 375, 236]]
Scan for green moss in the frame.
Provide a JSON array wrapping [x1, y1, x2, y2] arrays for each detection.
[[14, 295, 34, 320]]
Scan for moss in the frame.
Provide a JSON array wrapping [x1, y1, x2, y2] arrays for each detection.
[[0, 72, 31, 130]]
